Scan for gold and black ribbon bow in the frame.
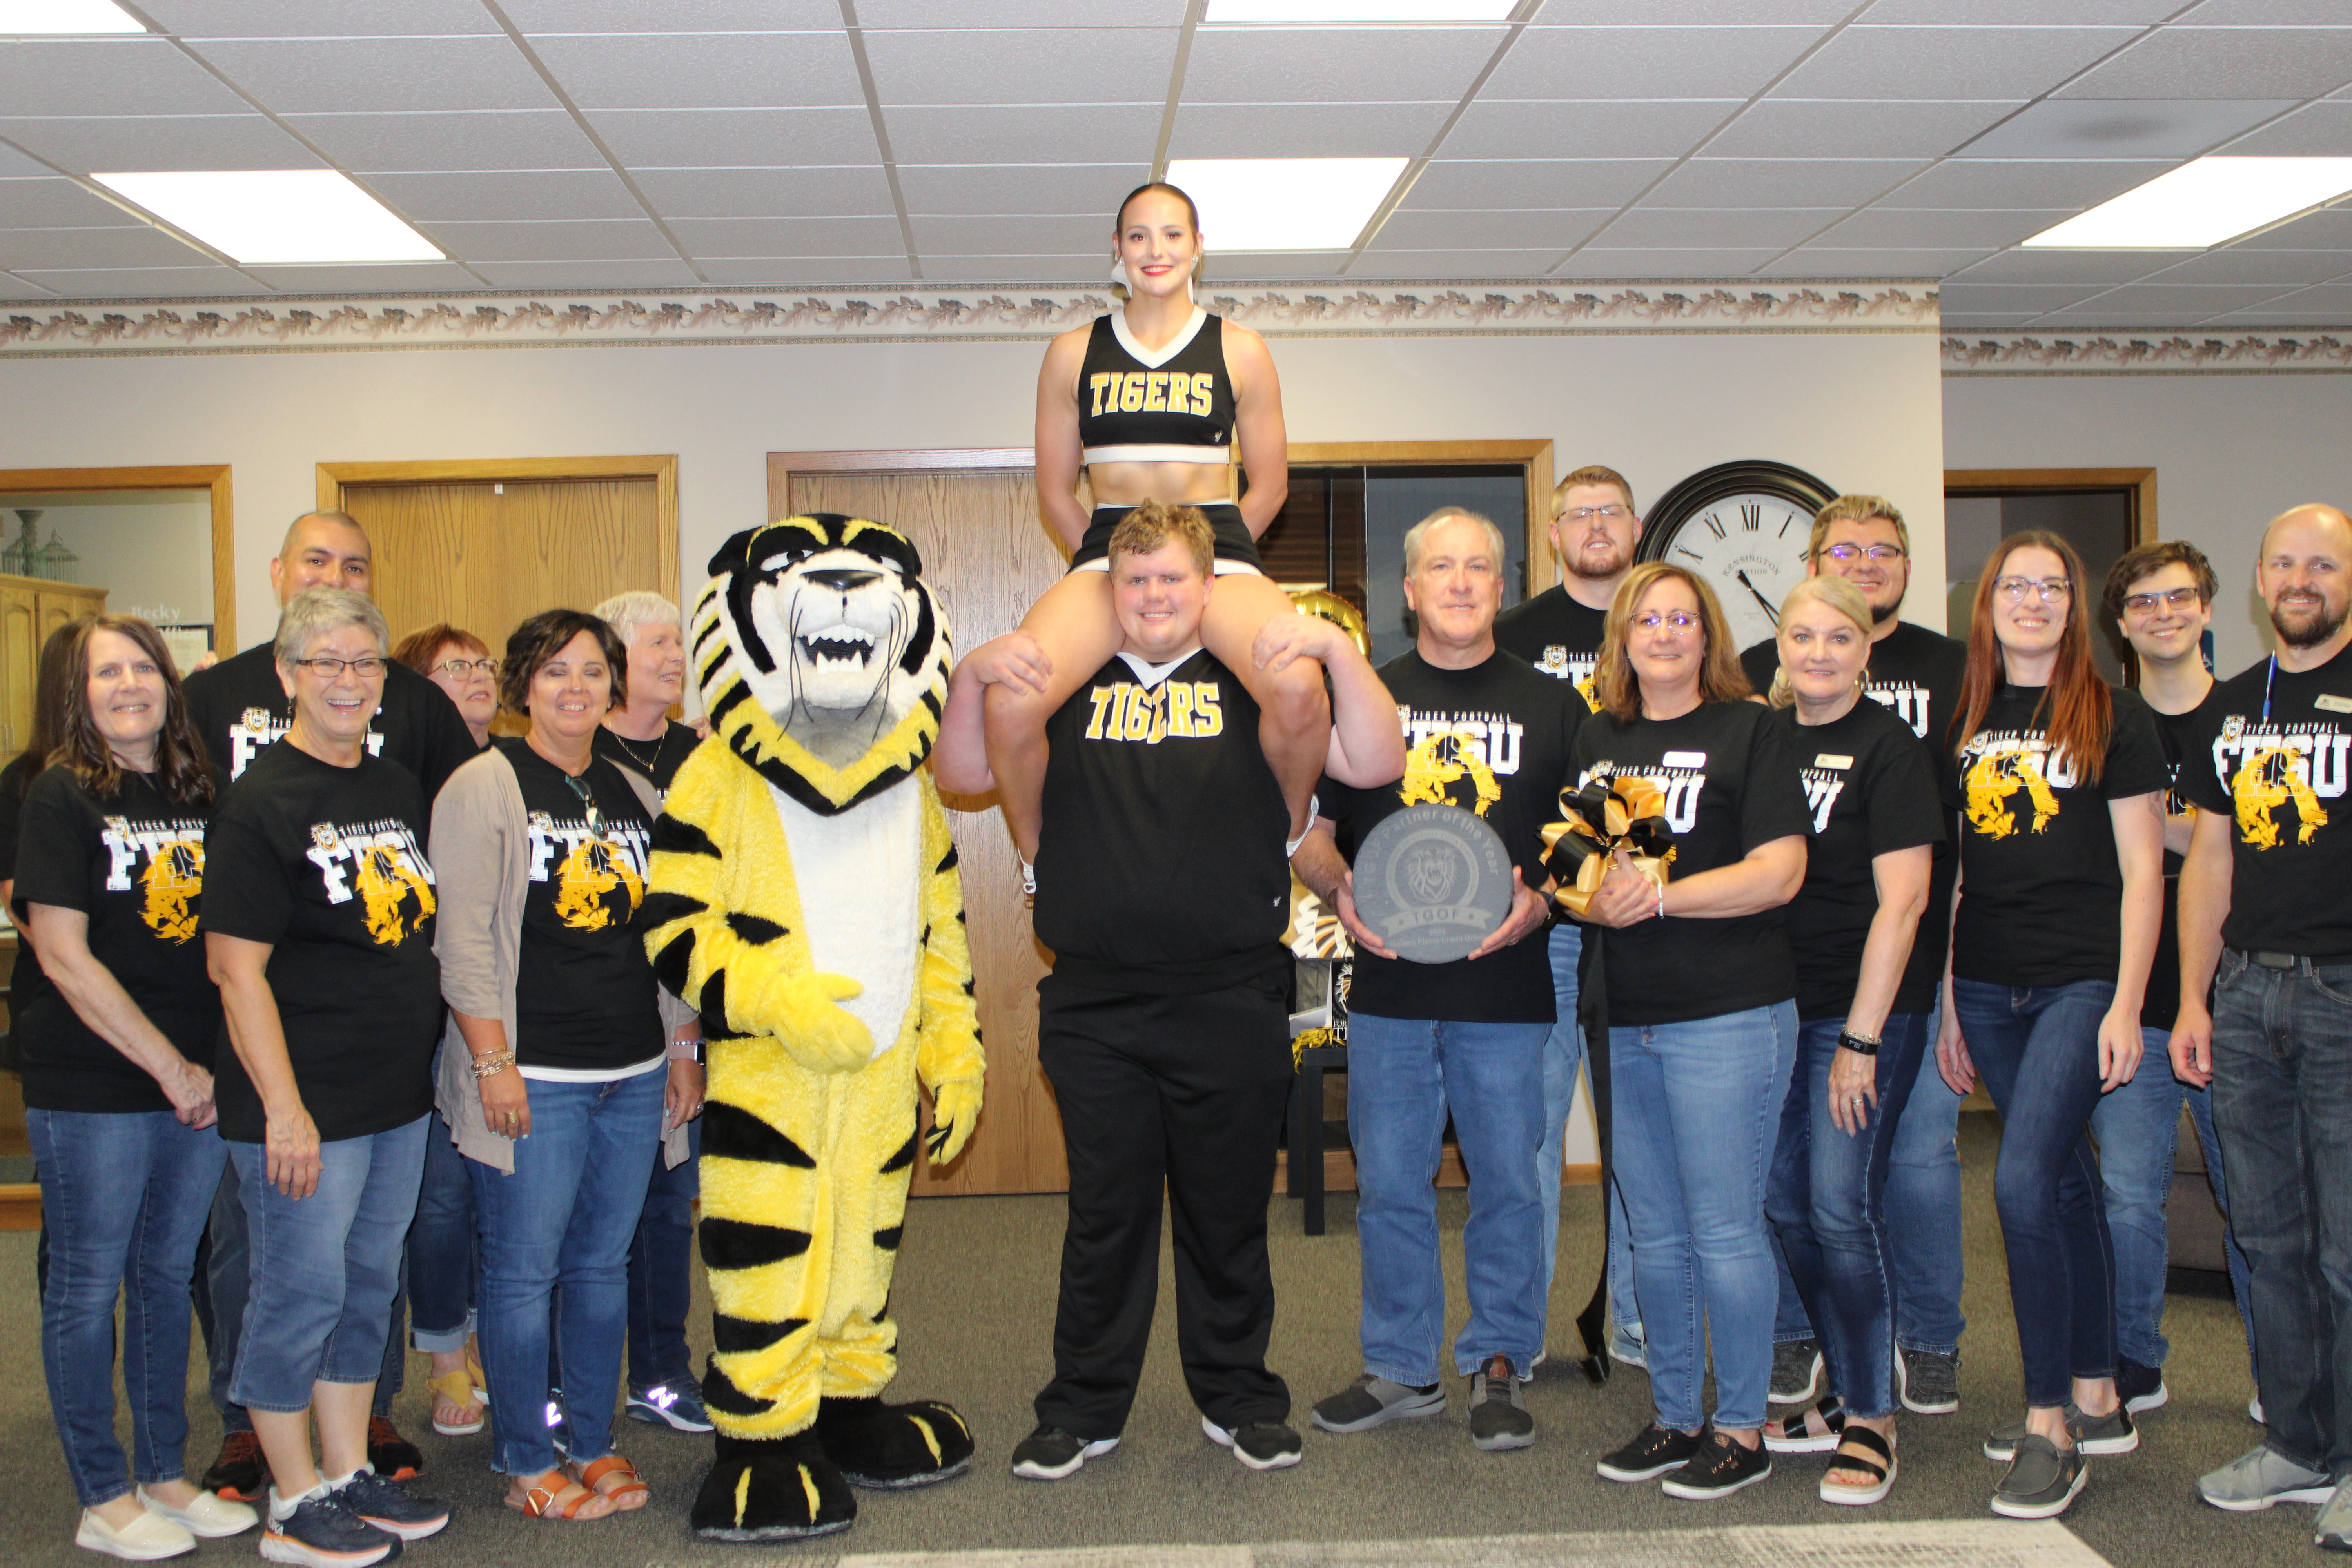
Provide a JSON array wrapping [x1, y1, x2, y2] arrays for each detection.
[[1541, 777, 1676, 918]]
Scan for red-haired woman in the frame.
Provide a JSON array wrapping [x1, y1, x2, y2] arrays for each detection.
[[1937, 532, 2166, 1520]]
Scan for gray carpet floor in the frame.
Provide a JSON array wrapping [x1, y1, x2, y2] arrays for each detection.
[[0, 1113, 2318, 1567]]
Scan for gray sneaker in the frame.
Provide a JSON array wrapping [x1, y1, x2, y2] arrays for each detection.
[[1310, 1374, 1445, 1434], [1769, 1338, 1824, 1405], [1609, 1325, 1648, 1373], [2198, 1445, 2334, 1512], [1897, 1346, 1961, 1415], [1992, 1434, 2088, 1519], [1984, 1404, 2136, 1461], [1466, 1356, 1534, 1452], [2319, 1477, 2352, 1551]]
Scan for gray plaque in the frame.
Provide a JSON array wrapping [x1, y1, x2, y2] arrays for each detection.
[[1353, 803, 1515, 964]]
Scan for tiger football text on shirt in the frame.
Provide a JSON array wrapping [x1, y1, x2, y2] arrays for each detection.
[[1493, 587, 1608, 713]]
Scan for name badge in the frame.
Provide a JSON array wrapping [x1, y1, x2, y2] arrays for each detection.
[[1814, 753, 1854, 770], [1661, 750, 1707, 769], [2317, 694, 2352, 715]]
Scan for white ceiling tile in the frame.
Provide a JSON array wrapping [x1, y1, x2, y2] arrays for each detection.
[[1347, 250, 1564, 279], [0, 178, 143, 229], [695, 256, 913, 283], [1406, 159, 1670, 208], [1552, 247, 1784, 276], [2232, 207, 2352, 250], [1441, 100, 1731, 160], [0, 226, 210, 270], [1940, 311, 2046, 326], [2061, 28, 2352, 100], [0, 272, 60, 298], [1865, 0, 2176, 18], [142, 1, 498, 36], [2136, 248, 2352, 285], [240, 262, 485, 292], [1485, 27, 1825, 101], [9, 267, 272, 298], [2036, 282, 2310, 318], [668, 216, 910, 256], [502, 0, 843, 29], [1646, 159, 1926, 209], [0, 40, 254, 118], [907, 214, 1105, 253], [1944, 248, 2178, 283], [0, 143, 53, 177], [914, 254, 1102, 281], [2222, 102, 2352, 156], [635, 166, 897, 218], [287, 110, 605, 172], [2180, 0, 2352, 21], [0, 115, 321, 174], [2225, 281, 2352, 312], [897, 163, 1149, 216], [1774, 26, 2142, 102], [1705, 99, 2028, 158], [1171, 101, 1452, 159], [1814, 208, 2072, 249], [1186, 26, 1502, 105], [363, 170, 646, 222], [865, 29, 1177, 106], [586, 107, 881, 167], [1936, 282, 2114, 311], [466, 259, 708, 288], [1528, 1, 1850, 20], [1755, 248, 1996, 278], [861, 1, 1189, 25], [2000, 308, 2258, 325], [529, 32, 865, 111], [185, 37, 555, 114], [1875, 160, 2177, 209], [885, 105, 1158, 164], [1954, 98, 2296, 158], [1198, 252, 1349, 279], [1368, 208, 1610, 250], [1594, 206, 1844, 247], [420, 218, 679, 261]]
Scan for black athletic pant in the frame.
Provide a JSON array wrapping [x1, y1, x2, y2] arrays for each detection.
[[1033, 969, 1294, 1440]]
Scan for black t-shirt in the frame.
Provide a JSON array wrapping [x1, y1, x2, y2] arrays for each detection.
[[185, 639, 476, 800], [1493, 586, 1608, 712], [1568, 698, 1812, 1026], [10, 767, 221, 1113], [1949, 684, 2169, 989], [1, 752, 37, 1060], [592, 721, 698, 803], [504, 740, 662, 1072], [1772, 700, 1945, 1022], [1322, 648, 1583, 1024], [2141, 688, 2223, 1031], [2176, 644, 2352, 959], [1033, 648, 1291, 993], [199, 742, 441, 1143]]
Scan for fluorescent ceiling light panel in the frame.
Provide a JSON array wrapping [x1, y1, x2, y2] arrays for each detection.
[[1165, 157, 1408, 251], [0, 0, 143, 33], [91, 170, 443, 264], [2023, 157, 2352, 249], [1205, 2, 1515, 20]]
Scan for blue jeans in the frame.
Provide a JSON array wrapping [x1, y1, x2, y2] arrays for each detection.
[[2090, 1026, 2256, 1371], [1883, 985, 1967, 1357], [1953, 978, 2118, 1408], [2209, 951, 2352, 1474], [627, 1114, 700, 1390], [1765, 1014, 1931, 1420], [408, 1108, 479, 1355], [229, 1116, 428, 1413], [1611, 1000, 1798, 1432], [1347, 1014, 1549, 1383], [1538, 924, 1642, 1347], [31, 1108, 226, 1507], [469, 1069, 664, 1477]]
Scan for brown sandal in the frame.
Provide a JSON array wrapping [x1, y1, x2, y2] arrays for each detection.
[[574, 1455, 650, 1512], [505, 1468, 616, 1521]]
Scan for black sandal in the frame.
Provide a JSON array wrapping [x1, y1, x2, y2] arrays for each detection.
[[1819, 1423, 1896, 1506], [1764, 1395, 1845, 1454]]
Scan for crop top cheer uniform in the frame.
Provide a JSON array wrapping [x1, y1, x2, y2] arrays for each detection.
[[1069, 307, 1263, 576]]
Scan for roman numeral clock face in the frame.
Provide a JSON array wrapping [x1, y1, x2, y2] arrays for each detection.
[[1662, 492, 1819, 653]]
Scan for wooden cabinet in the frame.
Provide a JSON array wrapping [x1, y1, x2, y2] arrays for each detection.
[[0, 572, 106, 758]]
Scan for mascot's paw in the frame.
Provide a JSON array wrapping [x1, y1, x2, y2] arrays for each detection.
[[755, 971, 874, 1073], [815, 1396, 976, 1490], [924, 1077, 982, 1167], [690, 1430, 857, 1543]]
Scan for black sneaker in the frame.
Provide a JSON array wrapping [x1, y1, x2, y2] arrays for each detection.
[[1466, 1356, 1534, 1452], [1596, 1422, 1706, 1483], [1769, 1338, 1823, 1405], [331, 1468, 448, 1542], [260, 1492, 399, 1568], [1201, 1416, 1303, 1471], [1009, 1424, 1119, 1481], [2116, 1356, 2167, 1414], [1661, 1429, 1773, 1499], [1896, 1346, 1960, 1415], [202, 1431, 270, 1503], [1991, 1433, 2088, 1519], [365, 1417, 422, 1483], [1984, 1403, 2136, 1461]]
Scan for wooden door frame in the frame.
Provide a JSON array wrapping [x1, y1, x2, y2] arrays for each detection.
[[0, 464, 236, 652], [1945, 467, 2159, 546], [317, 455, 681, 607]]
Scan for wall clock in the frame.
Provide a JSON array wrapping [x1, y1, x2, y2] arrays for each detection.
[[1637, 458, 1839, 655]]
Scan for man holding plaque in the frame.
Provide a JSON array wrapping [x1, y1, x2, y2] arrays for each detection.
[[1296, 507, 1581, 1452]]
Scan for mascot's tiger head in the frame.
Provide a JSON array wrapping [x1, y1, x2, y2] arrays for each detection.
[[692, 513, 950, 816]]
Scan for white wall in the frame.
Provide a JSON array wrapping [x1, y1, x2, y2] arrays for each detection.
[[1944, 372, 2352, 677]]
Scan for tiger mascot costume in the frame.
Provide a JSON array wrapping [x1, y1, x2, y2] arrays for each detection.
[[642, 513, 984, 1542]]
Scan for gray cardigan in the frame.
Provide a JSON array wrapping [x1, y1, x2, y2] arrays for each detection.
[[429, 744, 695, 1174]]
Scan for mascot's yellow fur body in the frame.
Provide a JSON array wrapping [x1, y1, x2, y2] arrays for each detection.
[[644, 514, 983, 1543]]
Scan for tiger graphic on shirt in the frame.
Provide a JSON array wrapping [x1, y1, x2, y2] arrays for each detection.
[[1395, 706, 1523, 816], [100, 816, 209, 944], [307, 819, 436, 945], [1960, 731, 2076, 840], [2212, 716, 2347, 850], [526, 809, 652, 931]]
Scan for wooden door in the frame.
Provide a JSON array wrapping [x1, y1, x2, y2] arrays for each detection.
[[781, 468, 1069, 1196], [0, 577, 37, 757]]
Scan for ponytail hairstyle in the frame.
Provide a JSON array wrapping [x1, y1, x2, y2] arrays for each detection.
[[50, 615, 215, 809], [1952, 530, 2112, 781], [1766, 575, 1872, 708], [1110, 181, 1204, 302]]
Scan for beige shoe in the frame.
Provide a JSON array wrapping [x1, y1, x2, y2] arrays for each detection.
[[74, 1506, 195, 1561], [137, 1486, 259, 1538]]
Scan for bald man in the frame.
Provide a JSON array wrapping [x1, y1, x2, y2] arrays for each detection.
[[2170, 505, 2352, 1535]]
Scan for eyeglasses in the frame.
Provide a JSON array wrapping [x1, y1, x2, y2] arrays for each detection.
[[1632, 611, 1703, 636], [292, 655, 388, 679], [1822, 544, 1907, 564], [1564, 505, 1630, 523], [562, 773, 604, 838], [1993, 576, 2073, 605], [2122, 586, 2203, 616], [432, 657, 499, 678]]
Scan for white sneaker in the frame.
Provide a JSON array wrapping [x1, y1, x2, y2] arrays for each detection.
[[137, 1487, 258, 1538], [75, 1507, 196, 1561]]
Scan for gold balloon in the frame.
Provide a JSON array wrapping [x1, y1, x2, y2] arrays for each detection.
[[1282, 585, 1369, 657]]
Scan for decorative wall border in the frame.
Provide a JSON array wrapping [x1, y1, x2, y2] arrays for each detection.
[[0, 281, 1939, 357], [1942, 330, 2352, 376]]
